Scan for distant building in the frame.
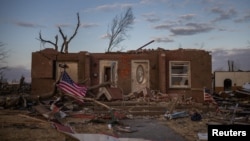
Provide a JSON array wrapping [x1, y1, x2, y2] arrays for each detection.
[[31, 48, 212, 102], [213, 71, 250, 93]]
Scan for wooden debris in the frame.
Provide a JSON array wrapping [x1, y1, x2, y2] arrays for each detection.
[[96, 87, 123, 101], [18, 114, 49, 124], [164, 111, 189, 120], [230, 103, 239, 124], [168, 95, 180, 114]]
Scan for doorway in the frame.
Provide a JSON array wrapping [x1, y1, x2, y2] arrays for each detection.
[[99, 60, 118, 87], [131, 60, 150, 92], [224, 78, 232, 91]]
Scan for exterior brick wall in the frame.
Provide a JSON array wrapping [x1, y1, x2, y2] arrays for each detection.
[[31, 48, 212, 102], [165, 49, 212, 102]]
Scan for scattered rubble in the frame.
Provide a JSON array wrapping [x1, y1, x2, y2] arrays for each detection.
[[1, 78, 250, 141]]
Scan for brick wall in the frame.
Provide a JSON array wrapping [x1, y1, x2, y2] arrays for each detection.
[[165, 49, 212, 102], [90, 52, 159, 94], [31, 48, 212, 102], [31, 48, 88, 95]]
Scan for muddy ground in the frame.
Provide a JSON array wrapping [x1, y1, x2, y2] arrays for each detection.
[[0, 102, 215, 141]]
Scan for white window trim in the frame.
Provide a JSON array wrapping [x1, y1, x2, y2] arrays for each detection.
[[169, 61, 191, 88]]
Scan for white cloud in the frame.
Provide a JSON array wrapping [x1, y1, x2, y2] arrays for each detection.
[[153, 36, 174, 43], [179, 14, 196, 20], [81, 23, 99, 28], [170, 23, 214, 35], [87, 3, 134, 12]]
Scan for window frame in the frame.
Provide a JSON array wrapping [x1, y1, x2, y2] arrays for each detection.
[[169, 61, 191, 88]]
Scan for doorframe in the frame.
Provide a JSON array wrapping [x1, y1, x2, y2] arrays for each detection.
[[99, 60, 118, 88], [131, 60, 150, 92]]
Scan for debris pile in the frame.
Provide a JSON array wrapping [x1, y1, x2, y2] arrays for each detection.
[[207, 92, 250, 125], [1, 76, 250, 141]]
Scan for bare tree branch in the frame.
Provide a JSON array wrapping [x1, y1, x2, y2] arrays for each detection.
[[0, 42, 8, 78], [38, 12, 80, 53], [38, 31, 59, 51], [68, 13, 80, 44], [59, 12, 80, 53], [107, 7, 135, 52], [59, 27, 66, 53]]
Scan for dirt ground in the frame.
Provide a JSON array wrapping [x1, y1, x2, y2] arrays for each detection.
[[0, 103, 213, 141], [161, 115, 208, 141]]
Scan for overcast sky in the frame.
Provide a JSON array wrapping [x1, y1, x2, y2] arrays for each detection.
[[0, 0, 250, 82]]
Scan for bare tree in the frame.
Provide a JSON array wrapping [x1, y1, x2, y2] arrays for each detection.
[[38, 13, 80, 53], [0, 42, 8, 79], [107, 7, 135, 52], [39, 32, 59, 51]]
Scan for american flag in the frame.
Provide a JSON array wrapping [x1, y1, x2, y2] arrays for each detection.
[[204, 88, 215, 101], [57, 71, 87, 102], [204, 88, 218, 106]]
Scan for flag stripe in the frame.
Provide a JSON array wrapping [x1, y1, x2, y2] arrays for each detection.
[[57, 71, 87, 102], [204, 88, 219, 108], [204, 88, 213, 100], [58, 82, 84, 97]]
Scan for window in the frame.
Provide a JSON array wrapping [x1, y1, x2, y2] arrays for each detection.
[[136, 65, 144, 84], [170, 61, 190, 88]]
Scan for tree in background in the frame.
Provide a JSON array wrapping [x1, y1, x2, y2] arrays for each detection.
[[38, 13, 80, 53], [0, 42, 8, 79], [106, 7, 135, 52]]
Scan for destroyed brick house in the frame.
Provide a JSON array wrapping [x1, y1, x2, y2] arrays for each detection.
[[31, 48, 212, 103]]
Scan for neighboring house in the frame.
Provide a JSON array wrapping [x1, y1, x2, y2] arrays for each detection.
[[31, 48, 212, 102], [213, 71, 250, 93]]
